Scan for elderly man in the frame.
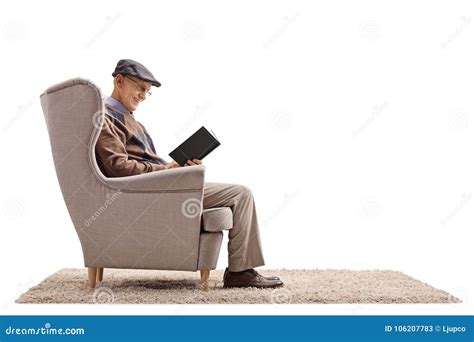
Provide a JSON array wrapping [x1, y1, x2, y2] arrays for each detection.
[[95, 59, 283, 288]]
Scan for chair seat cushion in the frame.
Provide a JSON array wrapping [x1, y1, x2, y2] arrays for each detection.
[[201, 207, 233, 232]]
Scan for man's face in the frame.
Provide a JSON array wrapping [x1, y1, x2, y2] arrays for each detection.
[[116, 75, 152, 112]]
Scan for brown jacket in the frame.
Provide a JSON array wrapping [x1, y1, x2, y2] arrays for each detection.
[[95, 97, 168, 177]]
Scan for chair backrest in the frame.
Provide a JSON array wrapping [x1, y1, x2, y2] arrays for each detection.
[[40, 78, 105, 200], [40, 78, 111, 256]]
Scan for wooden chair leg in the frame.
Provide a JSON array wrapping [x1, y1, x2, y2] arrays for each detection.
[[96, 268, 104, 282], [200, 270, 210, 291], [88, 267, 97, 289]]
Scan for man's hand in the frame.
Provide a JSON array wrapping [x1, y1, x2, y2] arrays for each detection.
[[165, 161, 180, 169], [184, 159, 202, 166], [165, 159, 203, 169]]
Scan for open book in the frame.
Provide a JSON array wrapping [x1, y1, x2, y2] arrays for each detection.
[[169, 126, 220, 166]]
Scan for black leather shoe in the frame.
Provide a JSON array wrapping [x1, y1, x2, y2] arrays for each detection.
[[223, 268, 284, 288], [224, 267, 280, 281]]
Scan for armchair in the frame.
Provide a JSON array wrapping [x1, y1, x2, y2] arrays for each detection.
[[40, 78, 232, 291]]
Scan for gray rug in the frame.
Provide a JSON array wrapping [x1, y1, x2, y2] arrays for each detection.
[[15, 268, 461, 304]]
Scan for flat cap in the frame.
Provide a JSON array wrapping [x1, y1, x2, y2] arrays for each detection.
[[112, 59, 161, 87]]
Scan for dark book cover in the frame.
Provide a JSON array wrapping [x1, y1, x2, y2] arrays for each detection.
[[169, 126, 220, 166]]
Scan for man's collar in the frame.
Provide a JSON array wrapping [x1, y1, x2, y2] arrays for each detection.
[[105, 96, 133, 115]]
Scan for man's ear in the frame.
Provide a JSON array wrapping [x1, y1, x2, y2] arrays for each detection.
[[114, 74, 124, 88]]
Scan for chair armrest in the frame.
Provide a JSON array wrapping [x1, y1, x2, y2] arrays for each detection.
[[100, 165, 205, 193]]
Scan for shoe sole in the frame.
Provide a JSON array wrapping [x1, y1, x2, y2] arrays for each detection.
[[223, 283, 284, 289]]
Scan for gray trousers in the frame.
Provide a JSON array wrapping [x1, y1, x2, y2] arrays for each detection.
[[203, 182, 265, 272]]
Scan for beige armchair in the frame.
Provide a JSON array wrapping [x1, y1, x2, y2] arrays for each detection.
[[40, 78, 232, 291]]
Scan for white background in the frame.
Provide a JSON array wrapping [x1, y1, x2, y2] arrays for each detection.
[[1, 0, 473, 315]]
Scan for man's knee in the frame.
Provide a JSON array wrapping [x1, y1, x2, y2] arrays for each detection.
[[233, 184, 253, 198]]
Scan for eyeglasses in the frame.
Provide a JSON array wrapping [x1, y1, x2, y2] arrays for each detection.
[[125, 76, 152, 97]]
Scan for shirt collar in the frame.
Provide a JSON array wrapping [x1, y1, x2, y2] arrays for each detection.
[[105, 96, 133, 115]]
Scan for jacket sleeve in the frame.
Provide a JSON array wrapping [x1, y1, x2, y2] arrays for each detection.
[[95, 116, 167, 177]]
